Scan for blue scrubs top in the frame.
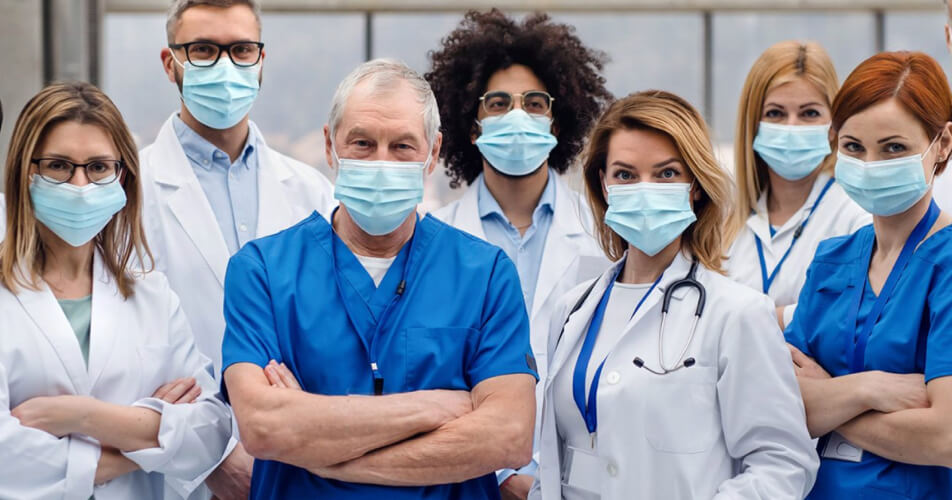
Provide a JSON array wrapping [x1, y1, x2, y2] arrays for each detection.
[[221, 212, 538, 500], [785, 224, 952, 500]]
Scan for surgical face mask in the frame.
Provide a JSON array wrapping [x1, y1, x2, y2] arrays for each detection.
[[475, 109, 557, 176], [29, 176, 127, 247], [604, 182, 697, 257], [834, 138, 938, 216], [332, 147, 428, 236], [174, 53, 260, 130], [753, 122, 832, 181]]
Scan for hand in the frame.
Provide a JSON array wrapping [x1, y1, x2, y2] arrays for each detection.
[[264, 360, 302, 390], [11, 395, 94, 437], [425, 389, 474, 425], [151, 377, 201, 404], [500, 473, 534, 500], [863, 371, 929, 414], [206, 442, 253, 500], [789, 345, 831, 379], [95, 446, 139, 485]]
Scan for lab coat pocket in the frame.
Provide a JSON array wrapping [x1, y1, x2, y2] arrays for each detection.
[[405, 327, 478, 390], [137, 344, 173, 398], [643, 365, 719, 454]]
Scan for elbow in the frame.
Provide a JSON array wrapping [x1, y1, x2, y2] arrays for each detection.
[[498, 418, 534, 470], [237, 409, 285, 461]]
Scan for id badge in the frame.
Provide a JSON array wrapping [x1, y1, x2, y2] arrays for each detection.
[[821, 432, 863, 462], [561, 445, 604, 499]]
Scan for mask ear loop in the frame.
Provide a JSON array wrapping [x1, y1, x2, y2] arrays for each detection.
[[924, 133, 943, 186]]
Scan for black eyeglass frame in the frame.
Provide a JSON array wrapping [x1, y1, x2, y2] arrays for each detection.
[[478, 90, 556, 116], [168, 41, 265, 67], [30, 158, 124, 185]]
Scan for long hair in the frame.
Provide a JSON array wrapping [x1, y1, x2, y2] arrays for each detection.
[[581, 90, 731, 272], [1, 82, 152, 298], [726, 40, 839, 246]]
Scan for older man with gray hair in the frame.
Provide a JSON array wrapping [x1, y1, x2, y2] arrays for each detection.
[[221, 58, 538, 499]]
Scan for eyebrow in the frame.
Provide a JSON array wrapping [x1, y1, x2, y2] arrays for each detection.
[[391, 133, 422, 145], [841, 135, 862, 143], [764, 102, 785, 109], [877, 135, 907, 144], [799, 102, 823, 109], [36, 153, 117, 161], [653, 158, 682, 168]]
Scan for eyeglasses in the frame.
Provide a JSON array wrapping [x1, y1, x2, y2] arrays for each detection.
[[168, 41, 264, 68], [479, 90, 554, 116], [31, 158, 123, 185]]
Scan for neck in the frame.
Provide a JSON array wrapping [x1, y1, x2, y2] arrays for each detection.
[[872, 192, 933, 256], [482, 162, 550, 226], [41, 233, 95, 287], [766, 168, 821, 217], [179, 106, 250, 163], [620, 238, 682, 284], [334, 207, 415, 258]]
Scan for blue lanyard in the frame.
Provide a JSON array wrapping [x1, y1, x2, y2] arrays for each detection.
[[845, 200, 939, 373], [755, 178, 835, 293], [572, 265, 663, 437]]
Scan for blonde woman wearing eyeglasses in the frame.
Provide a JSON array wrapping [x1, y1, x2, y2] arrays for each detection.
[[0, 82, 232, 499]]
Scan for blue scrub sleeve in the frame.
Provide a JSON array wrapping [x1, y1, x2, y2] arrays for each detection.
[[925, 263, 952, 382], [783, 261, 817, 358], [466, 252, 539, 387], [220, 245, 282, 400]]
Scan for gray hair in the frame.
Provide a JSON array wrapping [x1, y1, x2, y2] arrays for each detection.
[[166, 0, 262, 44], [328, 58, 441, 148]]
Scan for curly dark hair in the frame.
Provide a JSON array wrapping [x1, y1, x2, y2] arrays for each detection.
[[425, 9, 613, 188]]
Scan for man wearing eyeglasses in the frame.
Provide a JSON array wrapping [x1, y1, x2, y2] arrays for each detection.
[[426, 10, 613, 499], [137, 1, 334, 498]]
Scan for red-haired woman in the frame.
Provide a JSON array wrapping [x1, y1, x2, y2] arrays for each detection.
[[785, 51, 952, 499]]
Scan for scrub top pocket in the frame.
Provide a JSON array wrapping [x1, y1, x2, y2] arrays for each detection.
[[405, 327, 477, 391], [643, 365, 719, 454]]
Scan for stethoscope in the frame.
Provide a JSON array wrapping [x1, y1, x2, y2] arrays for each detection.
[[632, 259, 707, 375]]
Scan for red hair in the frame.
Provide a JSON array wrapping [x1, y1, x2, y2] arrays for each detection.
[[832, 51, 952, 173]]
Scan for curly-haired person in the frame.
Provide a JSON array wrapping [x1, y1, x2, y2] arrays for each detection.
[[427, 10, 613, 500]]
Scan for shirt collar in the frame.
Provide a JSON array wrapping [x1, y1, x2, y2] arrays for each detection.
[[476, 168, 557, 222], [172, 114, 257, 171]]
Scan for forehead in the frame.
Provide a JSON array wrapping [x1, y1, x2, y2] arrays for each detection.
[[765, 78, 827, 105], [839, 98, 930, 141], [485, 64, 547, 94], [37, 121, 118, 158], [174, 5, 260, 43], [336, 79, 427, 141], [607, 127, 681, 164]]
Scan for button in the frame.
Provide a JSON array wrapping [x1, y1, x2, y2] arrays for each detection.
[[239, 224, 248, 232], [202, 159, 209, 165], [605, 371, 621, 385], [606, 463, 618, 477]]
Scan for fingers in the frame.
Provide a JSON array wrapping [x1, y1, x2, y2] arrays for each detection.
[[276, 363, 302, 390], [265, 360, 302, 390], [265, 361, 285, 388], [178, 382, 202, 404], [161, 378, 196, 404], [151, 380, 176, 401]]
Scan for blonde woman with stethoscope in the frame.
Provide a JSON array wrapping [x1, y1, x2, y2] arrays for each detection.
[[530, 90, 818, 500], [724, 41, 869, 329]]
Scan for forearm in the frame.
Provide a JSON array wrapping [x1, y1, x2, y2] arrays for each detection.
[[95, 447, 140, 485], [77, 399, 161, 451], [838, 408, 952, 467], [797, 374, 872, 437]]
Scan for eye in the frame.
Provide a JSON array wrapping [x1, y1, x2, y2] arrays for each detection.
[[614, 170, 633, 181], [659, 168, 679, 179], [46, 159, 71, 171], [842, 141, 864, 153], [884, 142, 907, 154], [801, 108, 822, 119], [764, 108, 784, 119], [395, 143, 414, 151], [353, 140, 371, 149]]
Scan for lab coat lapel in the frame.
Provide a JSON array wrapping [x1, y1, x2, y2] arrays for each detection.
[[620, 252, 694, 339], [13, 269, 88, 394], [746, 193, 774, 254], [453, 181, 486, 240], [530, 177, 581, 321], [152, 115, 231, 287], [85, 253, 122, 390], [254, 123, 298, 238]]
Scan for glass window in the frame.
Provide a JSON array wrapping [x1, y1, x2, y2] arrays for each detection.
[[885, 10, 952, 80], [372, 12, 466, 75]]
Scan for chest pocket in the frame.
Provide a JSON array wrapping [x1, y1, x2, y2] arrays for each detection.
[[405, 327, 477, 391], [642, 364, 720, 454]]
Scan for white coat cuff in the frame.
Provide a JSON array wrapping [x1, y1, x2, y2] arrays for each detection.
[[783, 304, 797, 329], [66, 435, 100, 499]]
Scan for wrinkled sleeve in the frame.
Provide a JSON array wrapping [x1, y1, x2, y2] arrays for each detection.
[[925, 262, 952, 382], [714, 294, 819, 500], [783, 261, 820, 357], [122, 282, 233, 498], [0, 363, 99, 500]]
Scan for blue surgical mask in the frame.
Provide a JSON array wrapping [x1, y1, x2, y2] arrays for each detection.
[[29, 176, 127, 247], [475, 109, 557, 176], [753, 122, 832, 181], [332, 147, 428, 236], [604, 182, 697, 256], [174, 53, 260, 130], [835, 142, 938, 216]]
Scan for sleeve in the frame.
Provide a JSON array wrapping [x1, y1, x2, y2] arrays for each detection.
[[122, 282, 235, 498], [466, 251, 538, 387], [925, 263, 952, 382], [713, 294, 819, 500], [782, 304, 797, 331], [782, 261, 819, 356], [0, 363, 99, 500], [220, 246, 282, 389]]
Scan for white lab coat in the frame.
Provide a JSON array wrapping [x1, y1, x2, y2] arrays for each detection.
[[139, 114, 335, 374], [532, 252, 818, 500], [933, 171, 952, 214], [725, 173, 869, 324], [0, 253, 233, 500]]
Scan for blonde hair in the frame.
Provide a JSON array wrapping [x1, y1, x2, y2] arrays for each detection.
[[726, 40, 839, 245], [581, 90, 731, 272], [1, 82, 152, 299]]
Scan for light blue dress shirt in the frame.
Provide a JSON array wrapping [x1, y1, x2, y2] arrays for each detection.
[[173, 115, 260, 255], [477, 170, 555, 311]]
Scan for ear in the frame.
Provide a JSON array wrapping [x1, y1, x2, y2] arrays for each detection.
[[427, 133, 443, 176], [550, 118, 559, 138], [937, 121, 952, 166], [599, 168, 608, 201], [323, 125, 335, 169], [946, 24, 952, 54], [161, 48, 177, 84], [470, 121, 480, 145]]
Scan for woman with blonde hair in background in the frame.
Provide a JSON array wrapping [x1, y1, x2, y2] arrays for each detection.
[[725, 41, 869, 329], [531, 90, 817, 500], [0, 82, 232, 499]]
